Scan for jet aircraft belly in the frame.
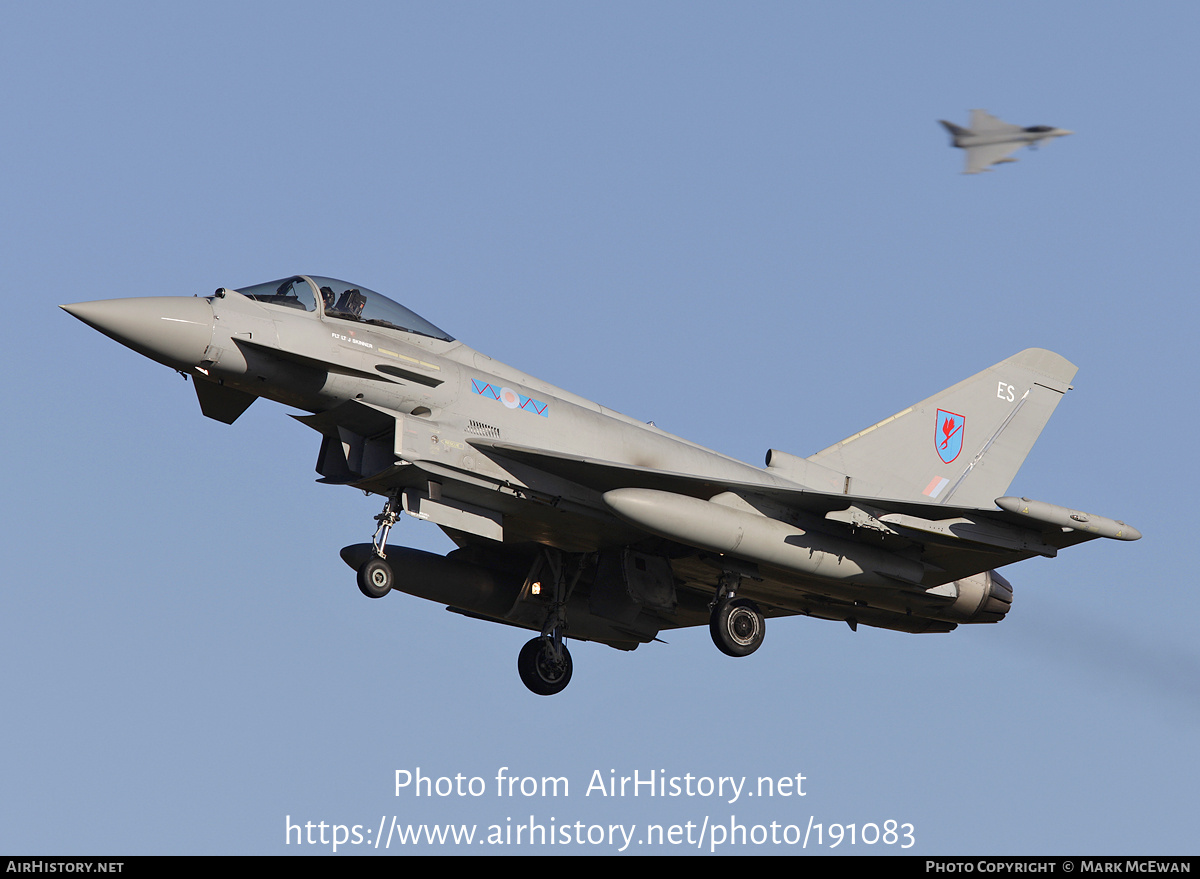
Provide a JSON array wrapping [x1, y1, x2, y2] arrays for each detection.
[[63, 274, 1139, 695]]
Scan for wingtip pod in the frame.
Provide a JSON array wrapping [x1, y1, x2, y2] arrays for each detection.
[[996, 497, 1142, 541]]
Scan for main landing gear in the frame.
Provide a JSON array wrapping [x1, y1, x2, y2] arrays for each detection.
[[517, 637, 573, 696], [515, 548, 585, 696], [709, 572, 765, 657]]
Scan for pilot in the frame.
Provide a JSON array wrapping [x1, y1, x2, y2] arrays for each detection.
[[333, 288, 366, 317], [320, 286, 336, 311]]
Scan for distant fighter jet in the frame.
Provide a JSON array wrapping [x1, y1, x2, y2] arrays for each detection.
[[940, 110, 1073, 174], [63, 276, 1138, 695]]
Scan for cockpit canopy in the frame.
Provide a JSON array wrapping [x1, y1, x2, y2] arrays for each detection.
[[232, 275, 454, 342]]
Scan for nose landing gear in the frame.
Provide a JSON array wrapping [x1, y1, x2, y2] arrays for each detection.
[[357, 556, 393, 598], [370, 493, 401, 559], [356, 494, 400, 598]]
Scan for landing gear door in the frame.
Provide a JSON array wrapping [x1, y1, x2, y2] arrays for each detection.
[[590, 549, 677, 623]]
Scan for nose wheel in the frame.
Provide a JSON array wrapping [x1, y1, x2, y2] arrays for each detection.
[[357, 556, 393, 598]]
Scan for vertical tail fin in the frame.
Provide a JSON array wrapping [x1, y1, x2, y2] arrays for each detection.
[[939, 119, 970, 137], [807, 349, 1077, 508]]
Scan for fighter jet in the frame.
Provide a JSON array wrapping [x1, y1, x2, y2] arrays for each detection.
[[62, 276, 1138, 695], [940, 110, 1073, 174]]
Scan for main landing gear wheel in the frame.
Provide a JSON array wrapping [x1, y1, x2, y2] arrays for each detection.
[[357, 556, 393, 599], [517, 637, 573, 696], [710, 596, 765, 657]]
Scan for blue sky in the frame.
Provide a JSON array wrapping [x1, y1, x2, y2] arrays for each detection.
[[2, 2, 1196, 855]]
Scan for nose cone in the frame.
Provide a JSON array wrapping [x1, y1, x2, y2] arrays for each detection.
[[61, 296, 214, 371]]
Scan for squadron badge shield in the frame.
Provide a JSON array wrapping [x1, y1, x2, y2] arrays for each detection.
[[936, 409, 964, 464]]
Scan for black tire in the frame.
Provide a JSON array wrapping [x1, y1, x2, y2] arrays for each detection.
[[357, 556, 393, 598], [710, 596, 765, 657], [517, 637, 573, 695]]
